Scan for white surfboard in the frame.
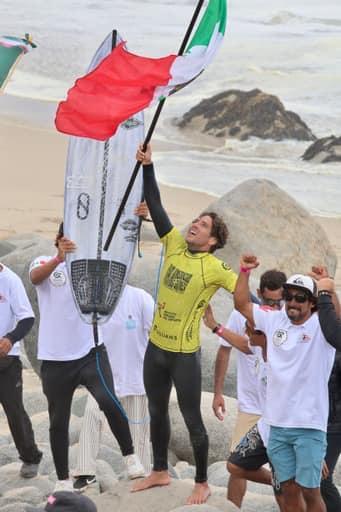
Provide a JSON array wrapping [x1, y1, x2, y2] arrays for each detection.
[[63, 31, 144, 324]]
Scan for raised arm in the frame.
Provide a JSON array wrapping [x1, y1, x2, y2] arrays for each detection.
[[136, 144, 172, 238], [234, 254, 260, 325], [30, 237, 76, 285], [203, 304, 252, 354], [317, 277, 341, 350]]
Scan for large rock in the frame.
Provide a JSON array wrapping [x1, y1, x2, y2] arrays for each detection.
[[177, 89, 315, 142], [92, 480, 238, 512], [302, 135, 341, 163], [169, 390, 237, 465], [204, 179, 337, 279]]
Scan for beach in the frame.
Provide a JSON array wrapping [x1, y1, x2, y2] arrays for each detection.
[[0, 115, 340, 288]]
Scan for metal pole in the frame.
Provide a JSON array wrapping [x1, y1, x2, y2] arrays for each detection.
[[103, 0, 205, 251]]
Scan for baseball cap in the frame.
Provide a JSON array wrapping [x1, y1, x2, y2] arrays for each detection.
[[26, 492, 97, 512], [283, 274, 317, 297]]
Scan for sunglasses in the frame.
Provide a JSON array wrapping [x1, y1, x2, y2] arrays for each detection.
[[261, 298, 284, 308], [283, 290, 309, 303]]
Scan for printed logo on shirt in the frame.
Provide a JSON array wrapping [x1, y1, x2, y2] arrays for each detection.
[[126, 316, 137, 330], [29, 259, 48, 272], [163, 264, 193, 294], [300, 333, 311, 343], [0, 293, 7, 303], [49, 270, 66, 287], [221, 262, 232, 271], [273, 329, 288, 346]]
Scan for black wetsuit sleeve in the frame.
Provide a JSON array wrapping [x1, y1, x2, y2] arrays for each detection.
[[5, 317, 34, 346], [317, 295, 341, 350], [143, 163, 173, 238]]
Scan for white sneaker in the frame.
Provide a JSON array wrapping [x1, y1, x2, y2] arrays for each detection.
[[124, 454, 145, 479], [53, 479, 74, 493]]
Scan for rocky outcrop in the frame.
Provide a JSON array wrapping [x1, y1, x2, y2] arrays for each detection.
[[169, 390, 238, 465], [302, 135, 341, 163], [177, 89, 315, 142], [204, 178, 337, 279]]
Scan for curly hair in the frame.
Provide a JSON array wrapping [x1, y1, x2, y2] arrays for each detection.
[[200, 211, 228, 253]]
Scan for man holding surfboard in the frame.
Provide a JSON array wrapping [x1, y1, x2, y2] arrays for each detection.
[[133, 144, 237, 505], [30, 224, 145, 492]]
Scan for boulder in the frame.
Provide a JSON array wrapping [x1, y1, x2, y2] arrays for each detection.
[[169, 390, 237, 465], [203, 179, 337, 279], [92, 480, 238, 511], [302, 135, 341, 163], [177, 89, 315, 142]]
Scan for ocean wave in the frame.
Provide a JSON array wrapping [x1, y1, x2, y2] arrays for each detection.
[[265, 10, 341, 28]]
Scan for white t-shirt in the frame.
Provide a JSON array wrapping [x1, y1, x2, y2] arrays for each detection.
[[0, 264, 34, 357], [30, 256, 102, 361], [101, 285, 154, 398], [253, 305, 335, 432], [220, 309, 264, 415]]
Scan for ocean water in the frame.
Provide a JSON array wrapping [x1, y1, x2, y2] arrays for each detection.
[[1, 0, 341, 216]]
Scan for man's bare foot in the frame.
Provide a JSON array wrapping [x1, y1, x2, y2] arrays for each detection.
[[131, 471, 171, 492], [186, 482, 211, 505]]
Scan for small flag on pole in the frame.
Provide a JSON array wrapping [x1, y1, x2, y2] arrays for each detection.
[[56, 0, 227, 141], [0, 34, 37, 93]]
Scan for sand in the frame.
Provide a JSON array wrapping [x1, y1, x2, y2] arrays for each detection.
[[0, 114, 340, 288]]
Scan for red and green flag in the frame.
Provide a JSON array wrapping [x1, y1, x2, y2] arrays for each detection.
[[55, 0, 227, 141], [0, 34, 37, 93]]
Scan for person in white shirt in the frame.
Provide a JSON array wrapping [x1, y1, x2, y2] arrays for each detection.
[[234, 254, 341, 512], [0, 262, 42, 478], [29, 224, 144, 492], [205, 269, 286, 509], [73, 284, 154, 491]]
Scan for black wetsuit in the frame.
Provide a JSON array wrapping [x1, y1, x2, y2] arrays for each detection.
[[143, 163, 209, 483], [318, 294, 341, 512]]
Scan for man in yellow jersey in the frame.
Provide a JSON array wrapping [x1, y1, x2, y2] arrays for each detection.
[[132, 144, 237, 505]]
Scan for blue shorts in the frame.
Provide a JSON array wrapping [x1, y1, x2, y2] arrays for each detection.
[[267, 426, 327, 488]]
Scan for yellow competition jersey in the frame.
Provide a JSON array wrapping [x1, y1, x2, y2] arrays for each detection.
[[150, 228, 237, 353]]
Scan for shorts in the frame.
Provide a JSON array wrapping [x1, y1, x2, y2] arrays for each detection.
[[229, 423, 281, 494], [230, 411, 261, 452], [267, 426, 327, 489]]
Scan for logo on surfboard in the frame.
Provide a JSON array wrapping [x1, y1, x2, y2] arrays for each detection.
[[122, 117, 143, 130]]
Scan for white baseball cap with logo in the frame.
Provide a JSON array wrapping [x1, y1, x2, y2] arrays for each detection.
[[283, 274, 317, 297]]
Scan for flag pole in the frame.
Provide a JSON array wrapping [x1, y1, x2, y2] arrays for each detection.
[[103, 0, 205, 251]]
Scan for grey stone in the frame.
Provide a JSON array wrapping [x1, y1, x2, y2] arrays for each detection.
[[208, 461, 228, 488], [92, 480, 238, 511], [30, 411, 81, 447], [0, 504, 31, 512], [302, 135, 341, 163], [21, 391, 47, 417], [242, 491, 278, 511], [174, 461, 196, 480], [0, 444, 19, 467], [0, 486, 43, 506], [204, 179, 337, 279], [169, 391, 237, 465], [96, 459, 118, 493], [177, 89, 315, 142], [71, 391, 88, 418], [0, 462, 52, 496], [170, 507, 221, 512]]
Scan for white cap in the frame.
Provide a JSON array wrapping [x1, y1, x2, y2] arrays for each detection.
[[283, 274, 317, 297]]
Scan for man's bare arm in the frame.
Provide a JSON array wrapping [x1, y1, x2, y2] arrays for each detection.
[[30, 237, 76, 285], [234, 254, 260, 325]]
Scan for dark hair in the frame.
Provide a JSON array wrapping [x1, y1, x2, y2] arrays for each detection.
[[54, 222, 64, 248], [259, 269, 287, 293], [200, 211, 228, 253]]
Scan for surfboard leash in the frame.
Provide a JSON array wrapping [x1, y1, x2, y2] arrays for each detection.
[[92, 313, 150, 425]]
